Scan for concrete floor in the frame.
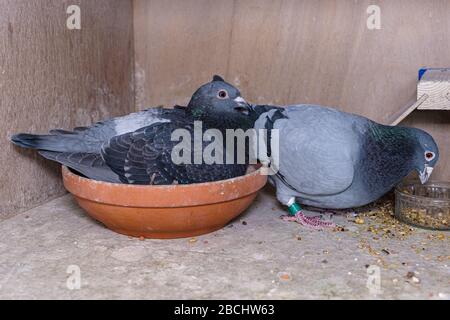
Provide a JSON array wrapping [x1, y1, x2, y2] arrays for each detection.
[[0, 188, 448, 300]]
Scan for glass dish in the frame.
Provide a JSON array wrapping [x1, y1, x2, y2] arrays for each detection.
[[395, 182, 450, 231]]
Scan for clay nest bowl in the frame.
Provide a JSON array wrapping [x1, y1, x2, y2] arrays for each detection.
[[62, 166, 267, 239]]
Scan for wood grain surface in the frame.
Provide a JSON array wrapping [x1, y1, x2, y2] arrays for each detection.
[[418, 69, 450, 110], [0, 0, 134, 219]]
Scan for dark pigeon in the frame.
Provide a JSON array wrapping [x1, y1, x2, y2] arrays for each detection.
[[252, 104, 439, 228], [11, 76, 254, 184]]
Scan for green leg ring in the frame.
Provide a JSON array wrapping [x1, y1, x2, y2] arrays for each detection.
[[288, 202, 302, 217]]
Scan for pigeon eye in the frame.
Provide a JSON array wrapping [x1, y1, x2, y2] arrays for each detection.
[[217, 90, 229, 99], [425, 151, 435, 161]]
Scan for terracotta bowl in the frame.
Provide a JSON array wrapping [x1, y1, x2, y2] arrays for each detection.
[[62, 166, 267, 239]]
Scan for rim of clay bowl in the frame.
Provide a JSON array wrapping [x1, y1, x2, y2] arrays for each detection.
[[395, 181, 450, 204], [62, 166, 268, 208]]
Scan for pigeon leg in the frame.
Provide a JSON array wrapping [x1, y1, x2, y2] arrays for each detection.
[[280, 198, 335, 230]]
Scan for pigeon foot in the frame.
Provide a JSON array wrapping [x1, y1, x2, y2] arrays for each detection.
[[281, 211, 335, 230], [281, 198, 335, 230]]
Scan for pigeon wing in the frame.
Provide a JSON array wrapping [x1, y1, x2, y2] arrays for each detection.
[[269, 106, 357, 196], [11, 107, 181, 154], [102, 122, 190, 185], [38, 151, 121, 183]]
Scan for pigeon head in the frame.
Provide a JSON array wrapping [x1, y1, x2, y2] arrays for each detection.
[[411, 128, 439, 184], [186, 75, 252, 128]]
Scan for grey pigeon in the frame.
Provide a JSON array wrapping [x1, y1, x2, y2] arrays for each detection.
[[11, 76, 253, 184], [252, 104, 439, 228]]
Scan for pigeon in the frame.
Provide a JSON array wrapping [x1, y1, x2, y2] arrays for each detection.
[[11, 75, 254, 184], [251, 104, 439, 229]]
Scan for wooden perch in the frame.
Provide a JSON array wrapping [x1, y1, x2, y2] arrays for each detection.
[[388, 94, 429, 126], [417, 68, 450, 110], [387, 68, 450, 125]]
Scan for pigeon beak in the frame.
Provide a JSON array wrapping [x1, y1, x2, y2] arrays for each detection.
[[419, 166, 434, 184], [233, 97, 251, 115]]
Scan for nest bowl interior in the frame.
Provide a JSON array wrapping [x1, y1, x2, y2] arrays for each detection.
[[62, 166, 268, 239]]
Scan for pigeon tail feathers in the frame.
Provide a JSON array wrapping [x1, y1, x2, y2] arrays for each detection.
[[11, 133, 96, 153]]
